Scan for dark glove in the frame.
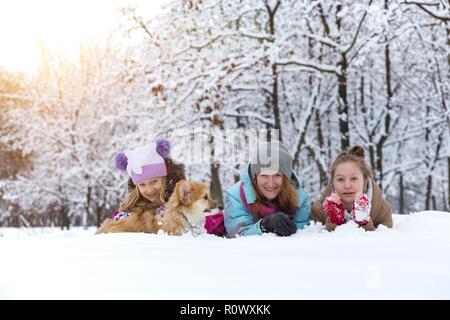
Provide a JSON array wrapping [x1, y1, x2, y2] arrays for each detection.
[[260, 212, 297, 236]]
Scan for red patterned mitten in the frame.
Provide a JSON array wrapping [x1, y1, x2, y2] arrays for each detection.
[[352, 194, 371, 225], [323, 196, 345, 225]]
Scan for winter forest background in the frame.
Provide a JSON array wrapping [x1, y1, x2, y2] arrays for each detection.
[[0, 0, 449, 229]]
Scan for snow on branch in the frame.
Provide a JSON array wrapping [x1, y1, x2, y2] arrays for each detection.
[[343, 0, 373, 55], [403, 0, 450, 21], [176, 81, 199, 107], [222, 111, 275, 126], [384, 160, 424, 175], [232, 85, 272, 97], [276, 58, 340, 75], [132, 14, 160, 47], [282, 31, 340, 49], [292, 85, 319, 164], [385, 118, 447, 147], [239, 30, 274, 42], [174, 34, 224, 58], [351, 117, 370, 144]]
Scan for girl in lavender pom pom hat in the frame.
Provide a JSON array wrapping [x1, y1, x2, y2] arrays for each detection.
[[97, 138, 185, 233]]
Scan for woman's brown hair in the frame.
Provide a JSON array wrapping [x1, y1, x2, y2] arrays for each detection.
[[250, 175, 298, 220]]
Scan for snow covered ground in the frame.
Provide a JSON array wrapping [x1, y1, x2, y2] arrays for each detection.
[[1, 211, 449, 299]]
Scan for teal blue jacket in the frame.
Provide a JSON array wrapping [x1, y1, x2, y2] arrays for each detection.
[[224, 165, 311, 237]]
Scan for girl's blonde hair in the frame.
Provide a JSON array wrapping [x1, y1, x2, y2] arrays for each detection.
[[328, 145, 373, 192], [251, 175, 298, 220], [119, 177, 167, 212]]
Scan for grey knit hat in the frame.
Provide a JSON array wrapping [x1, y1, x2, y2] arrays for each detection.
[[249, 140, 293, 179]]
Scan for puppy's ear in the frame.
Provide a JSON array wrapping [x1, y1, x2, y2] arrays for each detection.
[[178, 180, 193, 205]]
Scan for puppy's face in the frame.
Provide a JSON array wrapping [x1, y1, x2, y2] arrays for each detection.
[[172, 180, 217, 217]]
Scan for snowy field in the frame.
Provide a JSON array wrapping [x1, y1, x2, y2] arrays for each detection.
[[1, 211, 449, 299]]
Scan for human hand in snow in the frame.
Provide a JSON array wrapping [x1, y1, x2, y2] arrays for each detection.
[[323, 193, 345, 225], [352, 193, 371, 225], [261, 212, 297, 236]]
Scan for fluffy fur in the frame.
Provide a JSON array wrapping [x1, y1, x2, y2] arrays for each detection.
[[96, 179, 215, 235], [96, 201, 161, 234], [160, 180, 217, 236]]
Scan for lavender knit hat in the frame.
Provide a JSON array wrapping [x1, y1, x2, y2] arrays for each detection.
[[115, 138, 170, 184]]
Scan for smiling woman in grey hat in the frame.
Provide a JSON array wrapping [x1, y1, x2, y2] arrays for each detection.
[[224, 140, 311, 237]]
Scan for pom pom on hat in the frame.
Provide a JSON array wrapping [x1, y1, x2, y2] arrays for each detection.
[[115, 152, 128, 171], [156, 138, 171, 158]]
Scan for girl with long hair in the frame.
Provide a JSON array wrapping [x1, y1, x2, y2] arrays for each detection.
[[110, 139, 185, 225], [312, 145, 393, 231]]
